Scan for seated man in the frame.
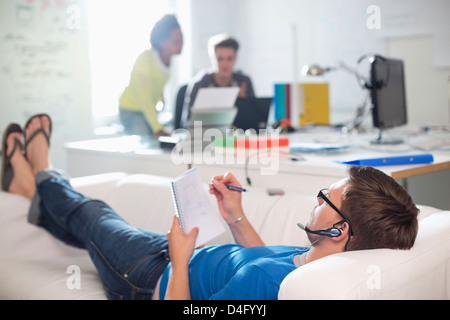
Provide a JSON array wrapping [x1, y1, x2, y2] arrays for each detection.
[[1, 114, 419, 300], [181, 34, 255, 128]]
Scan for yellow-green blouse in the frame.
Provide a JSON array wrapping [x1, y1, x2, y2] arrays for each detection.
[[119, 50, 169, 133]]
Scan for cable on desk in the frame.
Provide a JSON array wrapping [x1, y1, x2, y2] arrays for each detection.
[[244, 149, 304, 187]]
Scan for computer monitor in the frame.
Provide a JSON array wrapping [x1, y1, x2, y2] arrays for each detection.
[[370, 57, 407, 144], [232, 97, 273, 132]]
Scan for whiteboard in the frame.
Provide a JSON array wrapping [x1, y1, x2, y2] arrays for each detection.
[[0, 0, 92, 169]]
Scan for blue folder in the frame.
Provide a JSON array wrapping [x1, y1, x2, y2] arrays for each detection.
[[340, 154, 434, 166]]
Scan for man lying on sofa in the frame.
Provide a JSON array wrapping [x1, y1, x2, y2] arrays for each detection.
[[1, 114, 419, 300]]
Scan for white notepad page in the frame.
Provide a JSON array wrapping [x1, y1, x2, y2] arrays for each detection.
[[192, 87, 239, 111], [170, 168, 225, 247]]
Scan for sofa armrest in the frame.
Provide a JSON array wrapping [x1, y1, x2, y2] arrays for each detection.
[[279, 211, 450, 300]]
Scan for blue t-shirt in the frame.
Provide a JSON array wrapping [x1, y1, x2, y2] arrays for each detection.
[[159, 244, 308, 300]]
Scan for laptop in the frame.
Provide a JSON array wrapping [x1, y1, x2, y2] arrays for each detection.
[[189, 109, 238, 130], [232, 97, 273, 132]]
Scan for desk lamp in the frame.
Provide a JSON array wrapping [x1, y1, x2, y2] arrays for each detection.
[[301, 64, 336, 76], [301, 61, 372, 133]]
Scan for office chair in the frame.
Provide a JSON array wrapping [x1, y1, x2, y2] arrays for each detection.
[[174, 84, 188, 129]]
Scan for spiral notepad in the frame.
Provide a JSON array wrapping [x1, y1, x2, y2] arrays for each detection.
[[170, 168, 225, 247]]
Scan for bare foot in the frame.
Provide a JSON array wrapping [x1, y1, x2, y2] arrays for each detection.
[[6, 132, 36, 200], [24, 116, 51, 175]]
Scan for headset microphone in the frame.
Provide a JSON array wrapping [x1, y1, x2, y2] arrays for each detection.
[[297, 223, 342, 238]]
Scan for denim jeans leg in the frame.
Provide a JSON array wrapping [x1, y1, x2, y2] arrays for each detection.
[[34, 171, 170, 300], [29, 170, 90, 248], [86, 213, 170, 300]]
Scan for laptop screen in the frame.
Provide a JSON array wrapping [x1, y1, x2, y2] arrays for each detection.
[[232, 97, 273, 132]]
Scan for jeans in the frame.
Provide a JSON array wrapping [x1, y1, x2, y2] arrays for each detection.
[[29, 170, 170, 300], [119, 108, 154, 136]]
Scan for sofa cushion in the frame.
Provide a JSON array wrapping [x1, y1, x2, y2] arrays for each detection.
[[0, 191, 106, 299]]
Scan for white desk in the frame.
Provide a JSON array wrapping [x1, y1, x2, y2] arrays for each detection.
[[194, 146, 450, 194], [65, 131, 450, 209], [65, 136, 187, 178], [193, 130, 449, 189]]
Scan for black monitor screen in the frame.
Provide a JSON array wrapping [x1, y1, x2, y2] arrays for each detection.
[[370, 57, 407, 129]]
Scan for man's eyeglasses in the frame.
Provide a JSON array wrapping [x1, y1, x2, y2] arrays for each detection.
[[317, 189, 354, 236]]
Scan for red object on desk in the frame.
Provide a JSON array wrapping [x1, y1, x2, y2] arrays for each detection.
[[235, 137, 290, 149]]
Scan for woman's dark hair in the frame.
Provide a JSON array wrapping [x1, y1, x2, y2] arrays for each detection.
[[341, 166, 419, 251], [150, 14, 180, 51]]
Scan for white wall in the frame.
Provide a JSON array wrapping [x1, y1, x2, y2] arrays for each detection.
[[187, 0, 450, 126], [237, 0, 318, 95], [188, 0, 241, 74], [322, 0, 450, 125], [388, 36, 450, 125], [187, 0, 318, 96]]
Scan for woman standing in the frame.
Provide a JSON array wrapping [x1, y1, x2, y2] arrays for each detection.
[[119, 14, 183, 137]]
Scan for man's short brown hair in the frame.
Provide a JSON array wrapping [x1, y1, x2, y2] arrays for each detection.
[[208, 34, 239, 58], [341, 166, 419, 251]]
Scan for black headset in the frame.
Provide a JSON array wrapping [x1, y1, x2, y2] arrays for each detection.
[[297, 223, 343, 238], [356, 53, 388, 90]]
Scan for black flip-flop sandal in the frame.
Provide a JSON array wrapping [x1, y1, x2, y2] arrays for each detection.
[[23, 113, 52, 157], [1, 123, 23, 191]]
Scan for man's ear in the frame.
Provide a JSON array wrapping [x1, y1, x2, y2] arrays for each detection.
[[331, 222, 351, 242]]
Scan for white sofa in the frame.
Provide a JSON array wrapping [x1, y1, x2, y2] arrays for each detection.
[[0, 171, 449, 300]]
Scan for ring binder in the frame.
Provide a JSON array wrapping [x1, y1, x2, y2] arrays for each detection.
[[170, 181, 186, 231]]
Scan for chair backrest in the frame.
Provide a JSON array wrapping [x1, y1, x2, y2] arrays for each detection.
[[174, 84, 188, 129]]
